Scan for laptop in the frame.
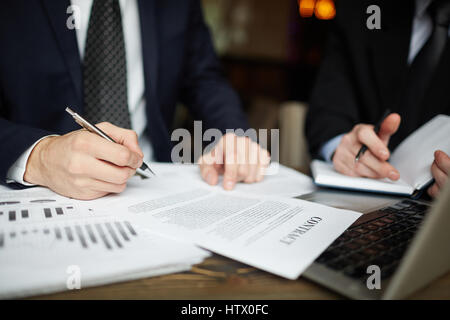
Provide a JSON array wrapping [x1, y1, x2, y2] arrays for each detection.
[[299, 180, 450, 299]]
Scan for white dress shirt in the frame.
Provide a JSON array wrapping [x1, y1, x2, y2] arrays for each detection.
[[319, 0, 450, 162], [6, 0, 153, 185]]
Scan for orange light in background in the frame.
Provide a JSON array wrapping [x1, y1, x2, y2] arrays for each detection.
[[315, 0, 336, 20], [297, 0, 336, 20], [298, 0, 315, 18]]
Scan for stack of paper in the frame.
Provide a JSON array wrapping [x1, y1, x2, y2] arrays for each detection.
[[0, 193, 208, 299]]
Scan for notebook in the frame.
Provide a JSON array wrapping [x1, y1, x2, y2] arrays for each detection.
[[311, 115, 450, 197]]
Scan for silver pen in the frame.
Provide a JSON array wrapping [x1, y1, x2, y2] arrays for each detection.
[[65, 107, 155, 176]]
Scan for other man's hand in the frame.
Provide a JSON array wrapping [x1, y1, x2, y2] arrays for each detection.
[[428, 150, 450, 198], [333, 113, 401, 180], [24, 122, 143, 200], [198, 133, 271, 190]]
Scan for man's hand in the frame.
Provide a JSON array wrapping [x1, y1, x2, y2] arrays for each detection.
[[198, 133, 271, 190], [428, 150, 450, 198], [333, 113, 401, 180], [24, 122, 144, 200]]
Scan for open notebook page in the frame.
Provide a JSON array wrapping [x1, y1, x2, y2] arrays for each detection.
[[390, 115, 450, 190]]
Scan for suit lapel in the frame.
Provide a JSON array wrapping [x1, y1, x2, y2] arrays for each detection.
[[41, 0, 83, 108], [368, 1, 414, 111]]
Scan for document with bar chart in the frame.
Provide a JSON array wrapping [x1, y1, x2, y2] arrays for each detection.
[[0, 192, 209, 299]]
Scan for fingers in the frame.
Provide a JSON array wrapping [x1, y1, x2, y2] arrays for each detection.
[[223, 134, 239, 190], [199, 152, 220, 186], [431, 150, 450, 188], [354, 125, 390, 161], [72, 178, 127, 200], [434, 150, 450, 175], [96, 122, 144, 158], [358, 151, 400, 180], [71, 131, 143, 169], [333, 147, 359, 177], [200, 134, 270, 190], [428, 151, 450, 198], [83, 157, 136, 185], [333, 126, 400, 180], [428, 183, 440, 198], [378, 113, 401, 145]]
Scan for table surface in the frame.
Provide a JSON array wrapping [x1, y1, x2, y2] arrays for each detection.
[[35, 254, 450, 300], [32, 168, 450, 300]]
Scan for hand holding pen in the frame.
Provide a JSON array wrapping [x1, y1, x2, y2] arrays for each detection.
[[331, 110, 402, 181], [23, 110, 147, 200]]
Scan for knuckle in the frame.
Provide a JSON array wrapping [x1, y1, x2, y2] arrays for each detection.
[[67, 158, 82, 175], [72, 135, 89, 152], [98, 122, 111, 129], [356, 127, 366, 141], [128, 129, 138, 140], [341, 134, 351, 145], [117, 149, 132, 165]]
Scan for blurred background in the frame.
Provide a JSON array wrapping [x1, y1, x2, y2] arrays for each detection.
[[176, 0, 336, 169]]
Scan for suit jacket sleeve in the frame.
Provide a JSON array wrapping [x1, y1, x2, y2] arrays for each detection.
[[179, 0, 249, 133], [305, 13, 362, 159], [0, 91, 54, 186]]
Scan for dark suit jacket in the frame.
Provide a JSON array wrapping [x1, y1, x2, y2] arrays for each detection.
[[306, 0, 450, 159], [0, 0, 248, 185]]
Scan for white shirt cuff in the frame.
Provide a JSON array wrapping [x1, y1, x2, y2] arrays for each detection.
[[319, 134, 344, 162], [6, 135, 57, 186]]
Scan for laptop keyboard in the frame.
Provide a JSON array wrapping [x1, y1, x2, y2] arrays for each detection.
[[315, 199, 430, 281]]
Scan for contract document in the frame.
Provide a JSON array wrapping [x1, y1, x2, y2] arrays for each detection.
[[126, 188, 361, 279]]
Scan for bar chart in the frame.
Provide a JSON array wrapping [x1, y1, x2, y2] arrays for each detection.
[[0, 220, 138, 251], [0, 203, 105, 226]]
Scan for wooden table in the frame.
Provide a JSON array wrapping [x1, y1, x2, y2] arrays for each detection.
[[34, 254, 450, 300]]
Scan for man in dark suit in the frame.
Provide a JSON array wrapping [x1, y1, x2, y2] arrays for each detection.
[[306, 0, 450, 197], [0, 0, 270, 199]]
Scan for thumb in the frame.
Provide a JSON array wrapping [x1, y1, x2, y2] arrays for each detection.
[[378, 113, 401, 145], [96, 122, 144, 158]]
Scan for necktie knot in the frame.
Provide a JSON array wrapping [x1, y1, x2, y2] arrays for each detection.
[[429, 0, 450, 28]]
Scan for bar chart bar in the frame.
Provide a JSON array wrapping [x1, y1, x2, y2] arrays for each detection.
[[54, 227, 62, 240], [85, 224, 97, 243], [106, 222, 122, 248], [21, 210, 29, 218], [64, 226, 74, 241], [95, 223, 112, 250], [115, 221, 130, 241], [75, 225, 88, 249], [44, 208, 52, 218], [124, 221, 137, 236]]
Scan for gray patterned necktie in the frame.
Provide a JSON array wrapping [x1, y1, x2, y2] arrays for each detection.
[[83, 0, 131, 129]]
